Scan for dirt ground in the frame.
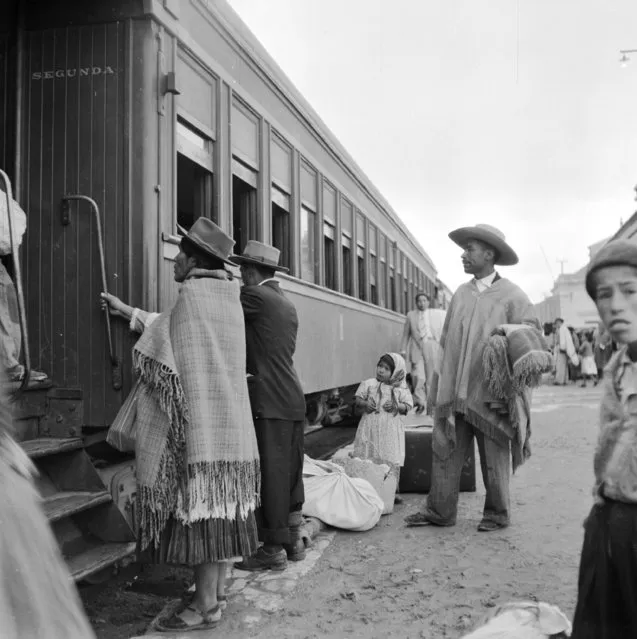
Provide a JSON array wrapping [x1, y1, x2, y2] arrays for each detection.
[[83, 382, 599, 638]]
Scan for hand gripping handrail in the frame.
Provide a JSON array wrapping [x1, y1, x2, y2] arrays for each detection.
[[0, 170, 31, 394], [62, 195, 122, 390]]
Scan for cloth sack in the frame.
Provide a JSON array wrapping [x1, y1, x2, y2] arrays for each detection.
[[0, 195, 27, 256], [301, 455, 383, 531], [332, 456, 396, 515], [106, 379, 141, 453], [461, 601, 572, 638]]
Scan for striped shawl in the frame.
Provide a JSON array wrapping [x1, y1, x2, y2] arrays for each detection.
[[428, 278, 541, 473], [133, 271, 260, 551]]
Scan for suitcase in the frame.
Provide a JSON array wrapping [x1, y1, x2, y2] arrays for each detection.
[[399, 425, 477, 493]]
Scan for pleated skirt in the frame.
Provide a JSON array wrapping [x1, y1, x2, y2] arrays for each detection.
[[141, 507, 259, 566]]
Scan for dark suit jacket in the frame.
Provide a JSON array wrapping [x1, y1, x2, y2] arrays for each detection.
[[240, 280, 306, 421]]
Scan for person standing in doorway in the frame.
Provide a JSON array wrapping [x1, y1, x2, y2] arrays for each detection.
[[405, 224, 541, 532], [232, 242, 307, 572]]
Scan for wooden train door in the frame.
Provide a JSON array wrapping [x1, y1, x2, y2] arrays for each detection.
[[20, 23, 128, 426]]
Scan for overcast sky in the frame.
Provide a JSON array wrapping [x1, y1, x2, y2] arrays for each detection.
[[227, 0, 637, 302]]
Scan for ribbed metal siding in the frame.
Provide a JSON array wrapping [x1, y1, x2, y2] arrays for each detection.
[[0, 35, 16, 180], [22, 23, 128, 426]]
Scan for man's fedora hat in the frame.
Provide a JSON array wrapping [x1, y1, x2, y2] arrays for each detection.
[[184, 217, 236, 265], [448, 223, 519, 266], [230, 240, 289, 273]]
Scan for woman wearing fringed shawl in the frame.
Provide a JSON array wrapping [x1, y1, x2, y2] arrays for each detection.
[[101, 218, 260, 632], [0, 371, 96, 638], [405, 224, 547, 533]]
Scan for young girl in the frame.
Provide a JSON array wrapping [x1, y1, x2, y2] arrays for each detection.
[[578, 332, 597, 388], [352, 353, 413, 503]]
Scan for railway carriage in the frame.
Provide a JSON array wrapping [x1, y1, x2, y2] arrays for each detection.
[[0, 0, 437, 581]]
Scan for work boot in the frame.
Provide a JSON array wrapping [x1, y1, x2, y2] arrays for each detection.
[[234, 546, 287, 572], [283, 511, 307, 562]]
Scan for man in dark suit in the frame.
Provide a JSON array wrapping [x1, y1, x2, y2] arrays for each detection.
[[232, 241, 307, 572]]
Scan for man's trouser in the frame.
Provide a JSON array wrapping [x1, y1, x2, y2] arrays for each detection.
[[410, 359, 426, 407], [253, 418, 305, 545], [423, 414, 510, 526], [0, 262, 21, 373]]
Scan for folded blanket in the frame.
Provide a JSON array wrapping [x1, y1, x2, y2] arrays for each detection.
[[483, 323, 552, 400]]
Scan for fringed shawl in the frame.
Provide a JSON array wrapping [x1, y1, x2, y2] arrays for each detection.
[[428, 278, 541, 473], [482, 324, 552, 472], [133, 271, 261, 551]]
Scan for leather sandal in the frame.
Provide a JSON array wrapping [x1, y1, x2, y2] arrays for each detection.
[[404, 512, 435, 526], [156, 604, 221, 632]]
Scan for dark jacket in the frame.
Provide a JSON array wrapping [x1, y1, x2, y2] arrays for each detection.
[[240, 280, 306, 421]]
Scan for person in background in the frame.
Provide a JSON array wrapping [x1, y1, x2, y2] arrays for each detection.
[[101, 218, 260, 632], [593, 321, 614, 379], [231, 242, 307, 573], [569, 326, 581, 383], [571, 239, 637, 638], [578, 333, 597, 388], [399, 293, 429, 411], [0, 195, 46, 382], [0, 368, 96, 638], [352, 352, 413, 505], [553, 318, 576, 385]]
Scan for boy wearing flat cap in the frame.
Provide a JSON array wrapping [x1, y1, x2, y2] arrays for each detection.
[[571, 239, 637, 638]]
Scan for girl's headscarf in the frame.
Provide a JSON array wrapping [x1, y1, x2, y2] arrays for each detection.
[[374, 352, 408, 413]]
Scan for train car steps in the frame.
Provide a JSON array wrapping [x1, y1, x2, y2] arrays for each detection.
[[21, 436, 137, 582]]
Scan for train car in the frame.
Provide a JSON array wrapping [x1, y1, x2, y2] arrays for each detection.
[[0, 0, 437, 580]]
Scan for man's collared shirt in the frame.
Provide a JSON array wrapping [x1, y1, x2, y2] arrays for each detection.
[[257, 278, 277, 287], [474, 271, 498, 293]]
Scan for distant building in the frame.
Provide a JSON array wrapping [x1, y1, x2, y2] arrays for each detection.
[[534, 238, 609, 329]]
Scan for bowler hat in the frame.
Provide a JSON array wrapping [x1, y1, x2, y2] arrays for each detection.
[[230, 240, 289, 272], [185, 217, 235, 265], [448, 223, 519, 266]]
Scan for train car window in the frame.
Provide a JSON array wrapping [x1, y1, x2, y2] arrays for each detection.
[[176, 118, 215, 230], [232, 167, 258, 254], [379, 234, 387, 308], [403, 257, 409, 312], [342, 233, 352, 296], [300, 205, 316, 283], [271, 186, 290, 269], [357, 245, 366, 302], [341, 198, 353, 235], [396, 250, 403, 313], [368, 224, 378, 305], [323, 221, 336, 291], [356, 213, 366, 302], [177, 154, 214, 230]]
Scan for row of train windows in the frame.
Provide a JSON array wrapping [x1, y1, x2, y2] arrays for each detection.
[[176, 120, 435, 312]]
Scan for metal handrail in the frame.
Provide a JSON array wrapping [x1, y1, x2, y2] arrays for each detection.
[[0, 170, 31, 393], [62, 195, 122, 390]]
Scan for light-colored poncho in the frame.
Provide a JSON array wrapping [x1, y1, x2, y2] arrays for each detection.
[[133, 270, 261, 551], [429, 278, 541, 472]]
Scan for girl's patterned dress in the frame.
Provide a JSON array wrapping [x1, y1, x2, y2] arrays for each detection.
[[352, 353, 413, 479]]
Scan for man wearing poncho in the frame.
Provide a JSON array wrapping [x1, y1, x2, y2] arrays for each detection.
[[405, 224, 549, 532]]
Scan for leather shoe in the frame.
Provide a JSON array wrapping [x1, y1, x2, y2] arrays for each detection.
[[234, 547, 287, 572], [477, 520, 508, 532]]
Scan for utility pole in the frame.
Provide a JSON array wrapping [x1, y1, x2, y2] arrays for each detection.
[[556, 258, 568, 275]]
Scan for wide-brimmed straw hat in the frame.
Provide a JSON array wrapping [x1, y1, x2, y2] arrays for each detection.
[[184, 217, 235, 265], [230, 240, 289, 273], [448, 223, 519, 266]]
